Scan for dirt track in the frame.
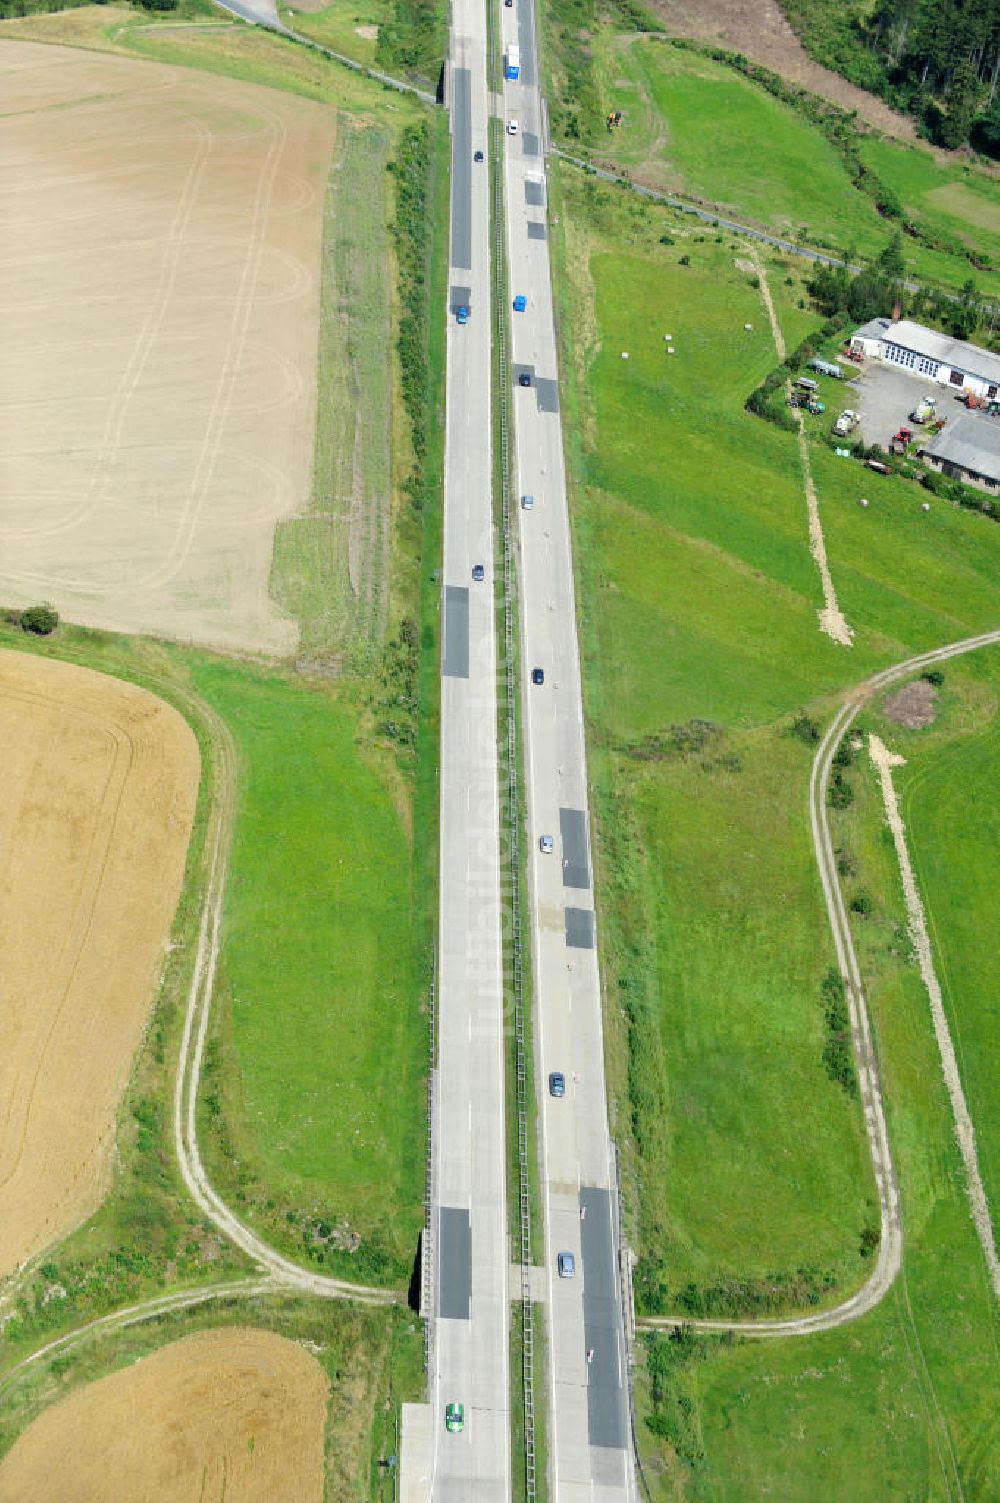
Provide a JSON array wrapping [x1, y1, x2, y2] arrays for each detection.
[[0, 649, 198, 1278], [0, 1328, 327, 1501], [0, 41, 335, 655]]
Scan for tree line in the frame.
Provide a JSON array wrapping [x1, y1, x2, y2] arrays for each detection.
[[781, 0, 1000, 151]]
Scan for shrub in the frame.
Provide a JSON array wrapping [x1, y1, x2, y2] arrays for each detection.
[[924, 669, 945, 687], [790, 713, 820, 744], [20, 603, 59, 636], [850, 891, 873, 918], [821, 968, 857, 1095], [678, 254, 690, 266], [828, 772, 854, 809]]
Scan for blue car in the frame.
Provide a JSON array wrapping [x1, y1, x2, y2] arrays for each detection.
[[549, 1071, 566, 1097], [513, 294, 527, 312], [456, 305, 469, 325]]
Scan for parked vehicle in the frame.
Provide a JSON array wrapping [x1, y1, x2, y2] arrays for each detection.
[[540, 834, 554, 853], [909, 397, 936, 424], [505, 44, 520, 80], [833, 408, 859, 437], [507, 119, 519, 136], [809, 358, 843, 379], [472, 563, 485, 581], [548, 1071, 566, 1098], [520, 493, 534, 510], [445, 1403, 464, 1434], [531, 667, 544, 685], [513, 294, 527, 312], [518, 371, 532, 387], [557, 1252, 576, 1278], [890, 427, 914, 455], [474, 149, 484, 163], [795, 376, 819, 392], [456, 305, 469, 325]]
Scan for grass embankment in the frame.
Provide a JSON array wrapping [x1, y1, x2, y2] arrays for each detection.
[[541, 16, 1000, 300], [551, 165, 1000, 1493], [279, 0, 444, 85]]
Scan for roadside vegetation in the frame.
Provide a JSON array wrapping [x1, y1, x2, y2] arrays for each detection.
[[550, 158, 1000, 1493]]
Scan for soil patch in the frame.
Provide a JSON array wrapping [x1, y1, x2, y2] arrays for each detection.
[[0, 1329, 328, 1501], [0, 649, 198, 1277], [652, 0, 918, 141], [883, 678, 938, 728], [0, 41, 336, 655]]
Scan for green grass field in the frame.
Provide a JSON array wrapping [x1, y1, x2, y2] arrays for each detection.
[[552, 164, 1000, 1490], [555, 33, 1000, 299], [193, 661, 426, 1283], [859, 135, 1000, 263]]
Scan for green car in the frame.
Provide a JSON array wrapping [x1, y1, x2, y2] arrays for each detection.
[[445, 1402, 465, 1434]]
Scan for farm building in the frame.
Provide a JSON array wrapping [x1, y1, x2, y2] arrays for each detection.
[[920, 413, 1000, 493], [849, 317, 1000, 400]]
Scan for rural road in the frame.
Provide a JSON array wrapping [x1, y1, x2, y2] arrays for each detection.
[[501, 12, 635, 1502], [641, 627, 1000, 1339]]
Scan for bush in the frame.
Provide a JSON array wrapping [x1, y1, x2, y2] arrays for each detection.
[[20, 603, 59, 636], [850, 891, 873, 917], [821, 967, 857, 1096], [678, 254, 691, 266], [658, 232, 675, 245], [924, 669, 945, 687], [790, 713, 820, 744], [828, 771, 854, 809]]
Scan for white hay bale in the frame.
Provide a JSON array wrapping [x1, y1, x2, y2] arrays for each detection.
[[621, 351, 629, 360], [921, 501, 931, 512], [859, 497, 869, 508]]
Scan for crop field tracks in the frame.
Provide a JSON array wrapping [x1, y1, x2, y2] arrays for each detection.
[[0, 5, 443, 1498]]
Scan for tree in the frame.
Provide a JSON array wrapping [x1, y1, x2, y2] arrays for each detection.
[[937, 58, 981, 147], [876, 230, 906, 281], [20, 603, 59, 636]]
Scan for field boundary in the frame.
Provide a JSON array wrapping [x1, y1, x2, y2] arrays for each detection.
[[640, 626, 1000, 1337]]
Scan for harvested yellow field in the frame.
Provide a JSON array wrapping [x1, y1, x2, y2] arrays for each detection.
[[0, 41, 336, 654], [0, 1328, 328, 1502], [0, 649, 198, 1277]]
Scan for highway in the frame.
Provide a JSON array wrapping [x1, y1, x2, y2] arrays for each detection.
[[416, 0, 511, 1498], [500, 14, 635, 1503]]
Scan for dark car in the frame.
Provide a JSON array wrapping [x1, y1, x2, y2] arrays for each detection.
[[557, 1251, 576, 1278], [474, 149, 484, 162], [531, 667, 544, 685], [472, 563, 485, 581], [518, 372, 532, 387], [549, 1071, 566, 1097]]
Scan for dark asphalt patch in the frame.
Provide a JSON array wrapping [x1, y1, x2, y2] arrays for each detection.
[[450, 68, 472, 271], [523, 132, 540, 157], [437, 1206, 472, 1320], [536, 378, 560, 413], [517, 0, 536, 85], [443, 586, 469, 679], [524, 178, 546, 207], [565, 907, 595, 948], [450, 284, 472, 313], [581, 1186, 626, 1450], [559, 808, 590, 889], [527, 221, 547, 240]]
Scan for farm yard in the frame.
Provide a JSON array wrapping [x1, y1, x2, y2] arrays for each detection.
[[0, 41, 334, 655], [0, 648, 197, 1281], [550, 163, 1000, 1495]]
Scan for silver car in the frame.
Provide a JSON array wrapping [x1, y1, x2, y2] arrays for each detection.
[[540, 835, 554, 854]]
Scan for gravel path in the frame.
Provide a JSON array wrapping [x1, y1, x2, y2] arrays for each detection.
[[869, 733, 1000, 1299]]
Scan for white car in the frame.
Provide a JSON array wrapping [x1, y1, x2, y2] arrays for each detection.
[[540, 835, 554, 854], [521, 493, 534, 511], [507, 120, 519, 136]]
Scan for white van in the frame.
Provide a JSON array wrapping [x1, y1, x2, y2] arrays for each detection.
[[507, 119, 519, 136]]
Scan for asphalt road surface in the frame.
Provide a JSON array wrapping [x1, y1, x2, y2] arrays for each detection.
[[501, 9, 635, 1500], [423, 2, 510, 1499]]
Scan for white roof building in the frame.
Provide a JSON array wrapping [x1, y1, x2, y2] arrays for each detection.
[[850, 317, 1000, 399]]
